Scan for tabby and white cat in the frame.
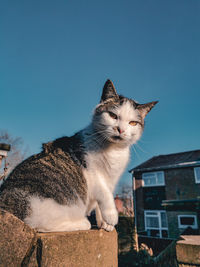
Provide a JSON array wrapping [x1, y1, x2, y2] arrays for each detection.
[[0, 80, 157, 232]]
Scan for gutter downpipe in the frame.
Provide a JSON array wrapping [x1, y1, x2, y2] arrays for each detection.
[[132, 170, 139, 252]]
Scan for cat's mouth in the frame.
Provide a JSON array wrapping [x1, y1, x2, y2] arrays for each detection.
[[112, 136, 123, 141]]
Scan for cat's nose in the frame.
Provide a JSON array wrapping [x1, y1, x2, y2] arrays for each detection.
[[117, 127, 125, 134]]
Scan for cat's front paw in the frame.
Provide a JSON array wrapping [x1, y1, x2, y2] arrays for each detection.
[[102, 208, 118, 227], [101, 221, 114, 232]]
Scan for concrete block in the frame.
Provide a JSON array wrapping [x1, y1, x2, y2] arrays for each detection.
[[176, 235, 200, 265], [29, 229, 118, 267], [0, 208, 118, 267], [0, 208, 36, 266]]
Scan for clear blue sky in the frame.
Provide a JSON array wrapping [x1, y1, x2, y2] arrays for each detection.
[[1, 1, 200, 189]]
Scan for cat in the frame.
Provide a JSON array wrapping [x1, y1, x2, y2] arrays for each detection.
[[0, 80, 157, 232]]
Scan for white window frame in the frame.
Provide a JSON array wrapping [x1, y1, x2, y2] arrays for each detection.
[[194, 167, 200, 184], [144, 210, 168, 238], [142, 171, 165, 187], [178, 215, 198, 229]]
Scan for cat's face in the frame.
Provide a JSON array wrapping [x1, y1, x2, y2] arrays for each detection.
[[92, 80, 158, 147], [93, 98, 144, 146]]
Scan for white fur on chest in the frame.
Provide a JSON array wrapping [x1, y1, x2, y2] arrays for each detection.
[[85, 146, 130, 191]]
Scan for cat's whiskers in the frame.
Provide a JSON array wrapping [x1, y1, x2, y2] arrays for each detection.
[[83, 129, 106, 139], [131, 144, 142, 161], [83, 128, 112, 148], [134, 142, 150, 155]]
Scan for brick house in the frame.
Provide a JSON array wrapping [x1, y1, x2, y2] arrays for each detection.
[[130, 149, 200, 239]]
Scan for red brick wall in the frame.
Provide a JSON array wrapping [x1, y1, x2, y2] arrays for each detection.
[[114, 196, 124, 213]]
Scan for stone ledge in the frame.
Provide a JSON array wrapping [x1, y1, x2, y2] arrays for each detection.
[[32, 229, 118, 267], [176, 235, 200, 265], [0, 208, 36, 266], [0, 208, 118, 267]]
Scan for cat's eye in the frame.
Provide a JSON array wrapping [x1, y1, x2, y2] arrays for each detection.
[[108, 112, 118, 120], [129, 121, 138, 126]]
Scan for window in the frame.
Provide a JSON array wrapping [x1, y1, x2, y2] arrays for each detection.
[[142, 171, 165, 187], [178, 215, 198, 229], [194, 167, 200, 183], [144, 210, 168, 238]]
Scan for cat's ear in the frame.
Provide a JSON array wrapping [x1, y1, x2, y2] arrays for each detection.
[[100, 80, 119, 102], [137, 101, 158, 119]]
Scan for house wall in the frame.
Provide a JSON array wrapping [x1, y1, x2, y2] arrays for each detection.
[[133, 167, 200, 238], [165, 167, 200, 238], [134, 174, 145, 232], [164, 167, 200, 200], [167, 211, 198, 238]]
